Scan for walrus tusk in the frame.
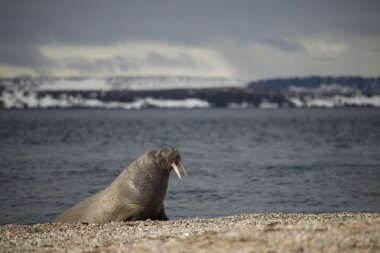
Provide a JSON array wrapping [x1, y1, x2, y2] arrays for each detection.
[[178, 161, 188, 176], [171, 162, 181, 179]]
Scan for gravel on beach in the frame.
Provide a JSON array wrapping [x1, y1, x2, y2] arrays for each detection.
[[1, 213, 379, 253]]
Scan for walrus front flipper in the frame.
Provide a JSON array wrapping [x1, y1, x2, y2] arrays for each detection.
[[155, 212, 169, 221], [121, 203, 168, 221], [121, 204, 151, 221], [152, 203, 169, 221]]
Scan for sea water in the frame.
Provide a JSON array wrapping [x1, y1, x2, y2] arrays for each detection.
[[0, 108, 380, 224]]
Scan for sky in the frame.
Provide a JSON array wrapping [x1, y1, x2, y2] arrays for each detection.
[[0, 0, 379, 80]]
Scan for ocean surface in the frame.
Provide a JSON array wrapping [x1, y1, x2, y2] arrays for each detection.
[[0, 108, 380, 224]]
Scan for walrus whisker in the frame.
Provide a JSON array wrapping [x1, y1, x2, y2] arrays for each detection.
[[171, 162, 181, 179], [178, 161, 188, 177]]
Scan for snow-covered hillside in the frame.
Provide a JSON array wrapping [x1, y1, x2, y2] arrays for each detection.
[[0, 76, 244, 91]]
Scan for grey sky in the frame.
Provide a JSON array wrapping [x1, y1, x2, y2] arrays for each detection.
[[0, 0, 379, 79]]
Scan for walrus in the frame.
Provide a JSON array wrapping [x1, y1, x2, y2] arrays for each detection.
[[53, 148, 187, 224]]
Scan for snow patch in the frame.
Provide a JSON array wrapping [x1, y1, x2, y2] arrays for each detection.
[[288, 95, 380, 108], [144, 97, 210, 108], [259, 101, 279, 109], [288, 97, 304, 107], [288, 84, 357, 94], [228, 102, 251, 109]]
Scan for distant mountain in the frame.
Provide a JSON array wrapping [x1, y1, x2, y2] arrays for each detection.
[[247, 76, 380, 108], [248, 76, 380, 95], [1, 76, 380, 109]]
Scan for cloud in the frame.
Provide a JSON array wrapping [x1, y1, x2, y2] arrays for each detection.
[[0, 64, 37, 77], [299, 39, 348, 54], [255, 37, 305, 52], [36, 41, 237, 77], [241, 35, 380, 79], [0, 43, 47, 67]]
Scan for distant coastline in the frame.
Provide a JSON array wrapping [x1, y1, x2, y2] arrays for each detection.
[[1, 76, 380, 109]]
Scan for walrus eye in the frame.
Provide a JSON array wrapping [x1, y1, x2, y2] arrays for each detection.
[[153, 151, 162, 160]]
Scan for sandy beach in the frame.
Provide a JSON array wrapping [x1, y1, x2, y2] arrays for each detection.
[[1, 213, 379, 252]]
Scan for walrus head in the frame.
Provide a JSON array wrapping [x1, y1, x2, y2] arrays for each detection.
[[124, 147, 187, 193], [150, 147, 188, 179], [117, 147, 188, 220]]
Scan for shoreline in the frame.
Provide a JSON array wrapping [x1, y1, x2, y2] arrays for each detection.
[[1, 213, 379, 252]]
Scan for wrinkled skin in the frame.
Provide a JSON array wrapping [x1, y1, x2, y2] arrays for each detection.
[[53, 148, 181, 224]]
